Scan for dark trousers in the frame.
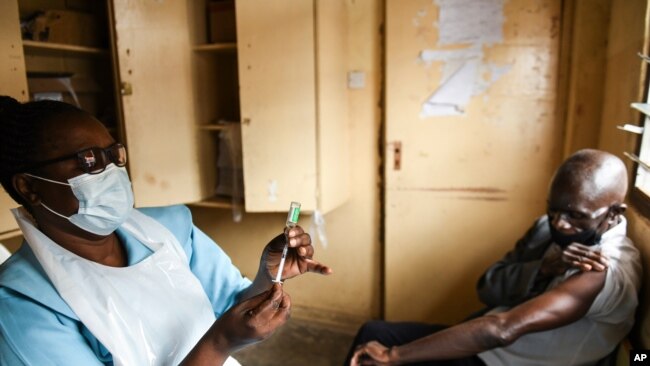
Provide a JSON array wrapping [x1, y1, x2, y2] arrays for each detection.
[[344, 321, 487, 366]]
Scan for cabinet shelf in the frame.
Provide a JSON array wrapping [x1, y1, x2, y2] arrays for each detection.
[[197, 122, 239, 131], [23, 40, 109, 57], [0, 229, 21, 241], [189, 195, 237, 209], [192, 43, 237, 52]]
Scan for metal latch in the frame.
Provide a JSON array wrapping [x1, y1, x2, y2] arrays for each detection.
[[120, 82, 133, 96]]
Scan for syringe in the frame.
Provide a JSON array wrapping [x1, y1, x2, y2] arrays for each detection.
[[273, 201, 301, 283]]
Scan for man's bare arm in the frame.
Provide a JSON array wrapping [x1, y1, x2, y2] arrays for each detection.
[[352, 270, 606, 365]]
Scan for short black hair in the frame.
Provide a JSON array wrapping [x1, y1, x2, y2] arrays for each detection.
[[0, 96, 84, 205]]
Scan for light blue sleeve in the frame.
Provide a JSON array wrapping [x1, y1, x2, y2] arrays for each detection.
[[187, 225, 252, 317], [0, 288, 105, 366], [139, 205, 252, 317]]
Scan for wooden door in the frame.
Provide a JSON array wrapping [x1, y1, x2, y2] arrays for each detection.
[[112, 0, 203, 206], [384, 0, 564, 323], [236, 0, 319, 212], [0, 0, 29, 237], [236, 0, 349, 213]]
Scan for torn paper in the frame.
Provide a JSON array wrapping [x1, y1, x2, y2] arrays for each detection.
[[421, 58, 479, 117], [419, 0, 509, 118], [435, 0, 504, 46]]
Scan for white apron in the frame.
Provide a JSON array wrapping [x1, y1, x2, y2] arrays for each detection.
[[12, 207, 241, 366]]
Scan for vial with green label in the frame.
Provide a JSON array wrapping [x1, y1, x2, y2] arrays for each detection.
[[286, 201, 301, 228]]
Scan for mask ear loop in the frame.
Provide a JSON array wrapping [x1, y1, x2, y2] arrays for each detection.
[[22, 174, 74, 220], [23, 173, 71, 186]]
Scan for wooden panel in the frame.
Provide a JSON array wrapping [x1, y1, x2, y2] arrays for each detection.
[[629, 208, 650, 348], [316, 0, 350, 213], [598, 0, 647, 165], [562, 0, 611, 156], [595, 0, 650, 349], [0, 0, 28, 235], [237, 0, 317, 212], [384, 0, 562, 323], [0, 1, 28, 100], [112, 0, 203, 206]]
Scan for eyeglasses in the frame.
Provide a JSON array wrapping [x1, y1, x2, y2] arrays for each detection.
[[547, 205, 610, 225], [24, 143, 127, 175]]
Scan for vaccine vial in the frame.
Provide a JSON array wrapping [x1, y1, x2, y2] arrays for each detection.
[[286, 201, 301, 228]]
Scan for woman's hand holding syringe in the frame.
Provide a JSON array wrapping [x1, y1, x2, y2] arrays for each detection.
[[262, 202, 333, 283], [265, 224, 333, 282]]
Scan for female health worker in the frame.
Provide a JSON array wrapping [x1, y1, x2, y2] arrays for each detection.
[[0, 96, 332, 365]]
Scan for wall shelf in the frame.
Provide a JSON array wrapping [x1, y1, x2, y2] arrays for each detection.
[[197, 124, 235, 131], [23, 40, 109, 57], [192, 43, 237, 52], [189, 195, 236, 209], [0, 229, 21, 242]]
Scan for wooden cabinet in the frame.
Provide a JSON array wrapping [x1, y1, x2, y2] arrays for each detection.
[[0, 0, 350, 238], [0, 1, 28, 238], [112, 0, 350, 213]]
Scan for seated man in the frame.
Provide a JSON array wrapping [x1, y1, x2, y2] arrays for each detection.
[[348, 149, 641, 366]]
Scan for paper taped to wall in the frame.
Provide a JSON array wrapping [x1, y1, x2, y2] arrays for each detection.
[[419, 0, 509, 118]]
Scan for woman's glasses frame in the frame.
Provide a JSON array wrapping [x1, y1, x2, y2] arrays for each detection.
[[23, 143, 127, 175]]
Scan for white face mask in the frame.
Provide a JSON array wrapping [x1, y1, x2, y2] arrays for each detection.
[[25, 164, 135, 236]]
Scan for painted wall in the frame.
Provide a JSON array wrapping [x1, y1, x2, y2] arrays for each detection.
[[190, 0, 383, 322]]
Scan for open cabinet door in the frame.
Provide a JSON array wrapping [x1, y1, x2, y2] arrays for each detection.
[[112, 0, 203, 207], [236, 0, 319, 212], [0, 0, 28, 237], [384, 0, 564, 323]]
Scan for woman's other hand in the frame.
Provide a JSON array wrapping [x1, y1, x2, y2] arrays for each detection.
[[263, 225, 332, 282], [212, 283, 290, 352]]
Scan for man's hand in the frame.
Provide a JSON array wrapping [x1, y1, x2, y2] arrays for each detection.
[[562, 243, 609, 272], [350, 341, 394, 366], [210, 283, 290, 353], [263, 225, 333, 281], [540, 243, 609, 277]]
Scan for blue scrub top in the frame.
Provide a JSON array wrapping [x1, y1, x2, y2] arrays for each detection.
[[0, 205, 251, 365]]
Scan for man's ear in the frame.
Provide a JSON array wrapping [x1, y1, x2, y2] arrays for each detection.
[[12, 174, 41, 206], [610, 203, 627, 217]]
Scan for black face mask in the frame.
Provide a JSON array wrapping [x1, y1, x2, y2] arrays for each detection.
[[549, 224, 602, 247]]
